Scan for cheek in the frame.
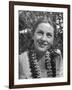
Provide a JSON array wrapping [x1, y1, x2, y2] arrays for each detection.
[[50, 39, 54, 45], [33, 35, 38, 45], [33, 34, 42, 41], [47, 37, 54, 45]]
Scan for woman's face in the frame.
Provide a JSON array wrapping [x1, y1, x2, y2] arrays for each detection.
[[33, 23, 54, 53]]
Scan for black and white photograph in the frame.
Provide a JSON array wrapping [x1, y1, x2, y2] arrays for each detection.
[[9, 1, 70, 88], [19, 11, 63, 79]]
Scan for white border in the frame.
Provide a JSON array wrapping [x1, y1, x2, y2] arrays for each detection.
[[14, 5, 68, 85]]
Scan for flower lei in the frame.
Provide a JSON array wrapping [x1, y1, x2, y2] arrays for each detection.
[[28, 49, 41, 78], [28, 47, 56, 78], [45, 51, 53, 77]]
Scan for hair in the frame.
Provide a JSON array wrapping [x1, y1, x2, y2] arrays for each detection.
[[32, 17, 56, 33]]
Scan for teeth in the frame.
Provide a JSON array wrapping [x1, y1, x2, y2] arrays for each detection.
[[39, 44, 47, 47], [40, 43, 47, 46], [39, 42, 47, 45], [41, 44, 47, 46]]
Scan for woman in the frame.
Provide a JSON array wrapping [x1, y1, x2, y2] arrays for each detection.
[[19, 17, 63, 79]]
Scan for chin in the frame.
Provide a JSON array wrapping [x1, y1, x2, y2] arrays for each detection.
[[37, 47, 47, 53]]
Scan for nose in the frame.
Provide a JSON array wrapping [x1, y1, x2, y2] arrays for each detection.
[[41, 34, 47, 41]]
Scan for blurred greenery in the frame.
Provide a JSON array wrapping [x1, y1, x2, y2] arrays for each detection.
[[19, 11, 63, 56]]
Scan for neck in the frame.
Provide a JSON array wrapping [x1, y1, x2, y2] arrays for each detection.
[[34, 49, 46, 60]]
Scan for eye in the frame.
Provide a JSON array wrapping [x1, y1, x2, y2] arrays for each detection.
[[46, 33, 52, 38], [37, 30, 43, 35]]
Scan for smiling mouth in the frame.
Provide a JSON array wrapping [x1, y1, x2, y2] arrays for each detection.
[[38, 41, 48, 48]]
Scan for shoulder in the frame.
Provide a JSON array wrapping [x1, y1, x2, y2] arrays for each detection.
[[54, 49, 63, 77], [19, 51, 29, 69], [19, 51, 30, 70], [19, 51, 29, 63], [19, 51, 32, 79]]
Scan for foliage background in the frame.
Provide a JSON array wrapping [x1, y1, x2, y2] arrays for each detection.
[[19, 11, 63, 56]]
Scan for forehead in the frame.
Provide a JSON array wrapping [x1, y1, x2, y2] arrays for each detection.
[[35, 23, 54, 33]]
